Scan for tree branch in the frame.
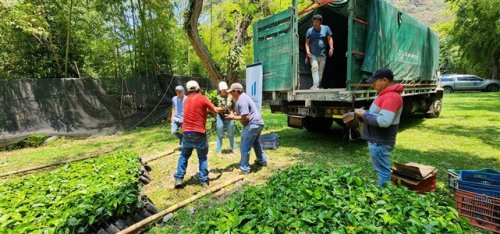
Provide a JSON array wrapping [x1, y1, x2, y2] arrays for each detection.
[[184, 0, 223, 85]]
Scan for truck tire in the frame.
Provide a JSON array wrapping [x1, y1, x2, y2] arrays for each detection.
[[426, 99, 442, 118], [486, 84, 499, 92], [443, 86, 453, 93], [303, 117, 333, 132]]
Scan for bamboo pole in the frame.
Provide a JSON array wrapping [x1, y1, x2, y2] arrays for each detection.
[[117, 175, 245, 234]]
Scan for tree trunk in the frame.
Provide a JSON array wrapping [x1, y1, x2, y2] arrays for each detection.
[[492, 55, 499, 80], [129, 0, 137, 76], [40, 0, 63, 76], [184, 0, 223, 85], [64, 0, 74, 77]]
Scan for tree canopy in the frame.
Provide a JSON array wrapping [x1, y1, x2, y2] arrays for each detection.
[[438, 0, 499, 79], [2, 0, 496, 81]]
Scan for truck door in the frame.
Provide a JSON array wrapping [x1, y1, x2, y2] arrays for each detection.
[[466, 76, 485, 90], [455, 77, 468, 90], [253, 8, 298, 92]]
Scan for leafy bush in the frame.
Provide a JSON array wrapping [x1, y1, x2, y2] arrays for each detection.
[[205, 89, 219, 104], [0, 134, 48, 151], [0, 150, 142, 233], [178, 165, 473, 233]]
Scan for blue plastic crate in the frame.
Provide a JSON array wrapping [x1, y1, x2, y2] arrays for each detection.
[[259, 133, 279, 150], [458, 169, 500, 198]]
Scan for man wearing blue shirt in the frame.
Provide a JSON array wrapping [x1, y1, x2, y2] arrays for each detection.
[[171, 85, 186, 147], [305, 14, 334, 89]]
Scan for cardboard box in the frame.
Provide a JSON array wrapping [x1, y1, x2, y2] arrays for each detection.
[[392, 162, 437, 185], [391, 162, 438, 193]]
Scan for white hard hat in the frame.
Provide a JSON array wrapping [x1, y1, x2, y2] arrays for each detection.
[[175, 85, 184, 91], [186, 80, 200, 91], [218, 81, 228, 91]]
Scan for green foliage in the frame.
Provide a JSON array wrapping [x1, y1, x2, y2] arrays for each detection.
[[0, 150, 142, 233], [205, 89, 219, 104], [0, 0, 178, 79], [443, 0, 500, 78], [165, 165, 473, 233], [0, 134, 48, 151]]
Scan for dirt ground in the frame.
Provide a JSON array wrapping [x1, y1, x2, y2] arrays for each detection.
[[142, 132, 300, 210]]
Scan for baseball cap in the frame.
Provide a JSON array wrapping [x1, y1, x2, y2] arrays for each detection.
[[175, 85, 184, 91], [219, 81, 228, 91], [367, 68, 394, 83], [186, 80, 200, 91], [227, 83, 244, 92]]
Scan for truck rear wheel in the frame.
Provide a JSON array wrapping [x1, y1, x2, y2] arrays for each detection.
[[303, 117, 333, 132], [426, 99, 442, 118]]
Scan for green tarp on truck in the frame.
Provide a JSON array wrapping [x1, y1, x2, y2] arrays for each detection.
[[254, 0, 440, 91], [362, 0, 439, 81]]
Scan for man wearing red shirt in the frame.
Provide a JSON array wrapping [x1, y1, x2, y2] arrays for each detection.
[[174, 80, 221, 188]]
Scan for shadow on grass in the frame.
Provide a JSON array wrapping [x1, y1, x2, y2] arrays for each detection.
[[398, 114, 426, 132], [264, 124, 499, 183], [450, 103, 500, 113], [428, 124, 499, 148], [266, 127, 368, 169]]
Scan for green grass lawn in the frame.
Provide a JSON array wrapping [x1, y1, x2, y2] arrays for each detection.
[[0, 123, 179, 176], [1, 92, 499, 232]]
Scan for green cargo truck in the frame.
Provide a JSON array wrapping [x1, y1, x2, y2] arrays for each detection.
[[253, 0, 443, 135]]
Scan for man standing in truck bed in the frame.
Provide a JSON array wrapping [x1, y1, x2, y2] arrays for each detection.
[[355, 68, 404, 187], [305, 14, 334, 89]]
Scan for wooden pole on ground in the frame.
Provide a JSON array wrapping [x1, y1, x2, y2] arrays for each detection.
[[143, 148, 177, 163], [117, 175, 245, 234]]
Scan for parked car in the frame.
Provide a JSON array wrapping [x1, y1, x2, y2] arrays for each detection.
[[439, 74, 500, 93]]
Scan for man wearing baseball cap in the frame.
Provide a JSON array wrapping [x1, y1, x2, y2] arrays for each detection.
[[173, 80, 222, 188], [171, 85, 186, 147], [225, 83, 267, 174], [355, 68, 404, 187], [215, 81, 235, 154]]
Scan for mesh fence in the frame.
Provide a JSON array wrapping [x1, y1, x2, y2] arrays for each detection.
[[0, 75, 214, 146]]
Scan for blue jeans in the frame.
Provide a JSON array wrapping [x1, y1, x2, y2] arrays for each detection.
[[174, 134, 209, 183], [368, 142, 394, 187], [240, 124, 267, 173], [216, 115, 235, 153], [171, 121, 183, 144]]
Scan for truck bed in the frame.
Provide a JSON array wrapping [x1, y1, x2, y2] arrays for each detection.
[[287, 85, 437, 103], [288, 88, 374, 102]]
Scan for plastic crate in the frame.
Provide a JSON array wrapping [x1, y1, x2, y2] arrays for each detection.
[[259, 133, 279, 150], [454, 189, 500, 233], [447, 169, 459, 194], [459, 169, 500, 198]]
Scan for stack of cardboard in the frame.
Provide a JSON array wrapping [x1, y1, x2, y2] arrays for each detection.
[[391, 162, 438, 193]]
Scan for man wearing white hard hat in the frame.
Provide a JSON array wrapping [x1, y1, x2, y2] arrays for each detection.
[[171, 85, 186, 147], [215, 81, 235, 154], [173, 80, 222, 188]]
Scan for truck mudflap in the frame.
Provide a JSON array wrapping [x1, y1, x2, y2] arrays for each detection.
[[287, 115, 304, 129]]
